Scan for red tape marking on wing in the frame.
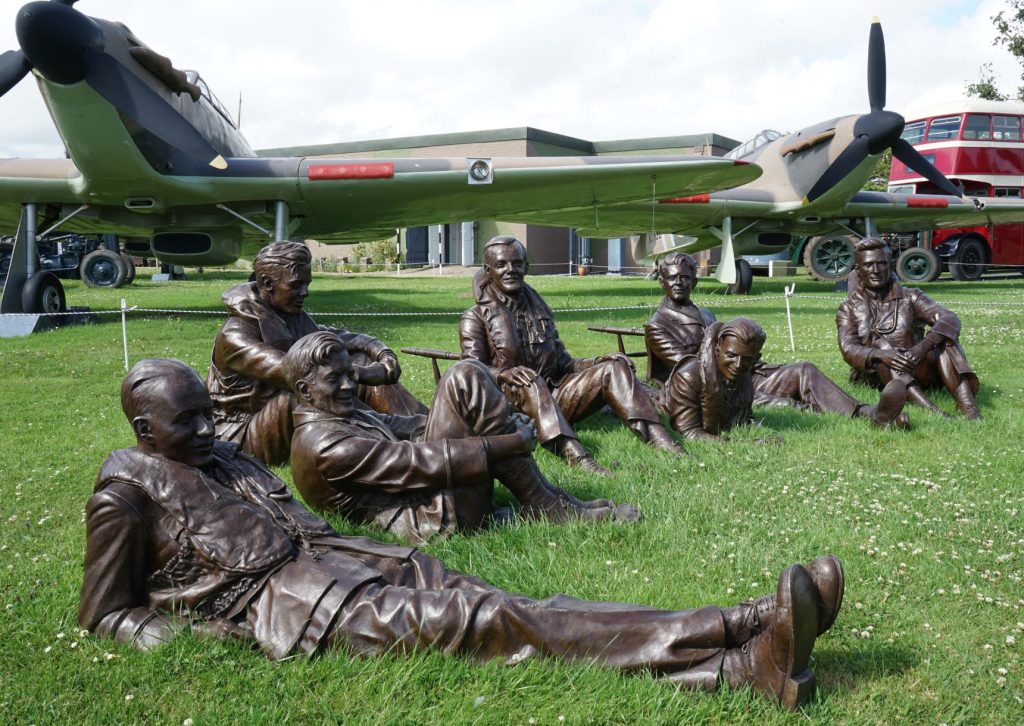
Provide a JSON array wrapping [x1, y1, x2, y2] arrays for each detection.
[[659, 194, 710, 204], [907, 197, 948, 208], [307, 162, 395, 180]]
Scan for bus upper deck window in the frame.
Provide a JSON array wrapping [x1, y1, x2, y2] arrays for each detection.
[[901, 120, 926, 145], [993, 115, 1022, 141], [963, 114, 991, 140], [926, 115, 963, 141]]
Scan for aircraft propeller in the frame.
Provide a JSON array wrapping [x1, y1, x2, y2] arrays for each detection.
[[1, 0, 226, 169], [804, 18, 962, 203]]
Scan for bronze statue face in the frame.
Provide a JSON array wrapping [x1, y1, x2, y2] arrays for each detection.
[[259, 263, 312, 315], [484, 243, 527, 295], [715, 335, 759, 383], [660, 263, 695, 305], [856, 247, 892, 293], [299, 347, 358, 417], [132, 372, 216, 468]]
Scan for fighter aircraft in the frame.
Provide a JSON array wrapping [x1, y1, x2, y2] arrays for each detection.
[[0, 0, 760, 315], [512, 18, 1024, 294]]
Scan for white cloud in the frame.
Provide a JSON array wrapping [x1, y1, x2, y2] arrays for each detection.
[[0, 0, 1019, 156]]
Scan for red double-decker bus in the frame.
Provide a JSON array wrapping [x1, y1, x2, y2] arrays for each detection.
[[888, 99, 1024, 280]]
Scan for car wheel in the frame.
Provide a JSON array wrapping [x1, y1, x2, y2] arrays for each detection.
[[81, 249, 127, 288], [950, 237, 988, 281], [803, 235, 856, 282], [120, 253, 137, 285], [896, 247, 941, 284]]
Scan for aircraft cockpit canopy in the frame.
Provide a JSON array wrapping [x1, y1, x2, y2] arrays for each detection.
[[185, 71, 237, 129], [724, 129, 783, 160]]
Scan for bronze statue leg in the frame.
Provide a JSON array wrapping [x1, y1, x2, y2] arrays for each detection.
[[349, 351, 428, 417], [553, 359, 661, 425], [422, 361, 622, 523], [329, 580, 727, 682], [754, 362, 860, 416], [934, 344, 981, 420], [500, 378, 577, 446]]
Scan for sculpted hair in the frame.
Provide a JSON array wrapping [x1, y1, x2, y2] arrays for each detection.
[[854, 236, 891, 261], [282, 331, 346, 393], [482, 236, 527, 267], [253, 241, 312, 281], [718, 317, 767, 350], [658, 252, 698, 279], [121, 358, 203, 422]]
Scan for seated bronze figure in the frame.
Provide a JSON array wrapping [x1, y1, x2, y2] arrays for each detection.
[[79, 357, 844, 709], [206, 241, 425, 466], [647, 252, 909, 429], [286, 331, 639, 543], [460, 236, 686, 476], [837, 237, 981, 420]]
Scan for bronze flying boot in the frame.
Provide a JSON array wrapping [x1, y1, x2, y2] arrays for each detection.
[[557, 436, 612, 476], [722, 564, 820, 710], [953, 379, 982, 421], [630, 419, 689, 456], [723, 555, 844, 645], [854, 379, 911, 429]]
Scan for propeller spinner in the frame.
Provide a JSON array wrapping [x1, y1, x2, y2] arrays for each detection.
[[3, 0, 226, 169], [804, 18, 962, 203]]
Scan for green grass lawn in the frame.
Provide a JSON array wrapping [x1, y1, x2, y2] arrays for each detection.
[[1, 269, 1022, 725]]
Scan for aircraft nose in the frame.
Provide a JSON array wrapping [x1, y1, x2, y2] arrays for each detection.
[[854, 110, 905, 155], [16, 1, 103, 84]]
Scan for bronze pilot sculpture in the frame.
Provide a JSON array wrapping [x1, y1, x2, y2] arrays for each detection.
[[646, 252, 909, 429], [79, 357, 844, 710], [206, 241, 425, 466], [459, 236, 686, 476], [286, 331, 639, 543], [836, 237, 981, 420]]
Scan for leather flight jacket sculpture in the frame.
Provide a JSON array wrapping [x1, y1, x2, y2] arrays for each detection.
[[836, 237, 981, 420], [285, 331, 640, 543], [647, 252, 910, 430], [459, 236, 686, 476], [79, 358, 844, 710], [206, 241, 425, 466]]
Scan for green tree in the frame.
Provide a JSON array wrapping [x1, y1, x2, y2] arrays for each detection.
[[864, 149, 892, 191], [968, 1, 1024, 101]]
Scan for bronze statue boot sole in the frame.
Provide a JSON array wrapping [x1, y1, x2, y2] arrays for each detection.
[[724, 564, 819, 710]]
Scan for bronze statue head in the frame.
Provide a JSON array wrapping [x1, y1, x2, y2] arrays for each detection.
[[121, 358, 215, 468], [658, 252, 699, 305], [253, 241, 313, 315], [282, 331, 357, 416], [715, 318, 765, 383], [853, 237, 894, 294], [482, 236, 528, 296]]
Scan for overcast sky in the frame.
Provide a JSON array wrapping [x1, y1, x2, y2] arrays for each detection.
[[0, 0, 1020, 157]]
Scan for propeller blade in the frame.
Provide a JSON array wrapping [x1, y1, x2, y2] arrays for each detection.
[[868, 18, 886, 112], [82, 49, 226, 169], [52, 0, 81, 6], [0, 50, 31, 97], [891, 138, 963, 198], [804, 135, 871, 203]]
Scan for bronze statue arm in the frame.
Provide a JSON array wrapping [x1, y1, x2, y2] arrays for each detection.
[[216, 319, 290, 389], [835, 301, 880, 372], [644, 321, 689, 370], [317, 432, 491, 493], [78, 487, 185, 650], [667, 372, 723, 442], [327, 327, 401, 383]]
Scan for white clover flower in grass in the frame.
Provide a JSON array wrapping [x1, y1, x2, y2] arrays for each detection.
[[125, 694, 134, 702]]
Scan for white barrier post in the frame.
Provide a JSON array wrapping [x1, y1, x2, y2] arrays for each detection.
[[784, 284, 796, 353]]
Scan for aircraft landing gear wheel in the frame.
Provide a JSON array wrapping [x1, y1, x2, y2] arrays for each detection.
[[21, 271, 66, 315], [81, 249, 127, 288], [120, 253, 136, 285], [803, 234, 856, 282], [950, 237, 988, 281], [727, 258, 753, 295], [896, 247, 941, 283]]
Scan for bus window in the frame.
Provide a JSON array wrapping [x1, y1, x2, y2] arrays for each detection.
[[901, 120, 926, 145], [994, 187, 1022, 198], [963, 114, 991, 140], [926, 115, 962, 141], [993, 115, 1022, 141], [888, 184, 915, 194]]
